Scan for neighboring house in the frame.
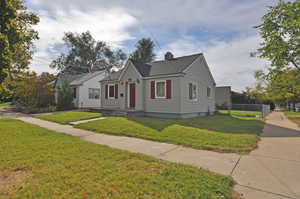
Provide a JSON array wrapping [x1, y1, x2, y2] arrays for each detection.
[[100, 52, 216, 118], [215, 86, 232, 109], [54, 71, 107, 108], [286, 102, 300, 111]]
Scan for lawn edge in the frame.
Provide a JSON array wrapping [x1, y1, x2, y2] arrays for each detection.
[[34, 112, 102, 124], [75, 123, 260, 154]]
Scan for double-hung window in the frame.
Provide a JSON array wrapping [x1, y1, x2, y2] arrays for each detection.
[[156, 81, 166, 98], [207, 87, 211, 98], [188, 83, 197, 101], [89, 88, 100, 99]]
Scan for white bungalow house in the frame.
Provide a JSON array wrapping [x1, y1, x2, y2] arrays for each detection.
[[54, 71, 107, 108], [100, 52, 216, 118]]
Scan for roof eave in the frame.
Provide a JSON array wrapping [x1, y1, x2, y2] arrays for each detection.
[[142, 72, 185, 79]]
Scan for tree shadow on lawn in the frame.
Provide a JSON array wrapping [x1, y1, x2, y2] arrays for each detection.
[[128, 113, 264, 135]]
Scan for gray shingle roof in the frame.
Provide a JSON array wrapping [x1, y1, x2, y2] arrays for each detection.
[[102, 70, 123, 81], [69, 71, 105, 86], [55, 71, 105, 88], [101, 53, 205, 82], [132, 53, 202, 77], [55, 73, 84, 88]]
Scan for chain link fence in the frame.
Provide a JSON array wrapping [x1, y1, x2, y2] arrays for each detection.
[[217, 104, 271, 118]]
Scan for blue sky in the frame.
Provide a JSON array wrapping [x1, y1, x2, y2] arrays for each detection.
[[25, 0, 279, 91]]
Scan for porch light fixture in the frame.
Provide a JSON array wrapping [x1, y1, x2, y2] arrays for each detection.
[[136, 79, 140, 84]]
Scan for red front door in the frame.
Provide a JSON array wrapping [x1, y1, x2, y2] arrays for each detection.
[[129, 83, 136, 108]]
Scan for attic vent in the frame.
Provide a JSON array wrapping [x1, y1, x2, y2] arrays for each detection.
[[165, 52, 174, 60]]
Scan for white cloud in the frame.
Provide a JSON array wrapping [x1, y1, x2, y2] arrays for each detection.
[[30, 8, 137, 74], [26, 0, 274, 91], [29, 0, 274, 31], [160, 34, 268, 91]]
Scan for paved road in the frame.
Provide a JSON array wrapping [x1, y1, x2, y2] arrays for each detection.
[[1, 108, 300, 199]]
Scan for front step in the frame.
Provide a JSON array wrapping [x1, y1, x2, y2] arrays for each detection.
[[109, 111, 128, 116], [98, 109, 128, 117]]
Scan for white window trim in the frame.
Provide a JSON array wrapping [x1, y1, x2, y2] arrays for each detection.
[[108, 84, 115, 99], [155, 80, 167, 99], [189, 82, 198, 101]]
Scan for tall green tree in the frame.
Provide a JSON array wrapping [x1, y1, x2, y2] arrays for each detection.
[[252, 0, 300, 71], [130, 38, 156, 63], [248, 68, 300, 105], [0, 0, 39, 82], [50, 31, 127, 74]]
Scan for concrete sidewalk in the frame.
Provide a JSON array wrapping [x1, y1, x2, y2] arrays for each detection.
[[2, 109, 300, 199], [234, 112, 300, 199], [17, 116, 240, 176]]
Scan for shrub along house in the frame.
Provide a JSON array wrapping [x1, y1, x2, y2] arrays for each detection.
[[100, 52, 216, 118]]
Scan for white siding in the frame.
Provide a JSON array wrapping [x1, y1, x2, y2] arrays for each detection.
[[120, 62, 144, 110], [100, 55, 216, 117], [180, 56, 216, 114], [77, 72, 106, 108], [144, 77, 181, 113], [101, 62, 143, 110], [101, 81, 121, 109]]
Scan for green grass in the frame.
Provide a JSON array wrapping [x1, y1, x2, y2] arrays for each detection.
[[284, 111, 300, 127], [35, 111, 102, 124], [219, 110, 261, 117], [76, 114, 262, 153], [0, 118, 237, 199], [0, 102, 12, 107]]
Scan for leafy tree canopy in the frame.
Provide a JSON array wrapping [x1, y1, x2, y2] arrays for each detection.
[[50, 31, 127, 74], [252, 0, 300, 71], [130, 38, 156, 63], [14, 71, 55, 110], [247, 68, 300, 105], [0, 0, 39, 82]]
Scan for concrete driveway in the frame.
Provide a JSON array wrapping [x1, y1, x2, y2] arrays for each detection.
[[233, 112, 300, 199]]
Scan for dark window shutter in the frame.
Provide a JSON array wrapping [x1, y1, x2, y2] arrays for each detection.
[[115, 84, 118, 99], [189, 83, 192, 99], [166, 80, 172, 99], [150, 81, 155, 99], [73, 88, 76, 99], [105, 85, 108, 99]]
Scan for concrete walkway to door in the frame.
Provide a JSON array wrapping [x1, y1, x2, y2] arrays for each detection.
[[1, 107, 300, 199]]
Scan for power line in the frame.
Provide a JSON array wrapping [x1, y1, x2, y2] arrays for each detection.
[[131, 9, 162, 51], [139, 22, 162, 51]]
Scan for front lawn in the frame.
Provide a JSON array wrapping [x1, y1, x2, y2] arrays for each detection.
[[0, 102, 12, 107], [35, 111, 102, 124], [0, 118, 237, 199], [76, 114, 262, 153], [284, 111, 300, 127]]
